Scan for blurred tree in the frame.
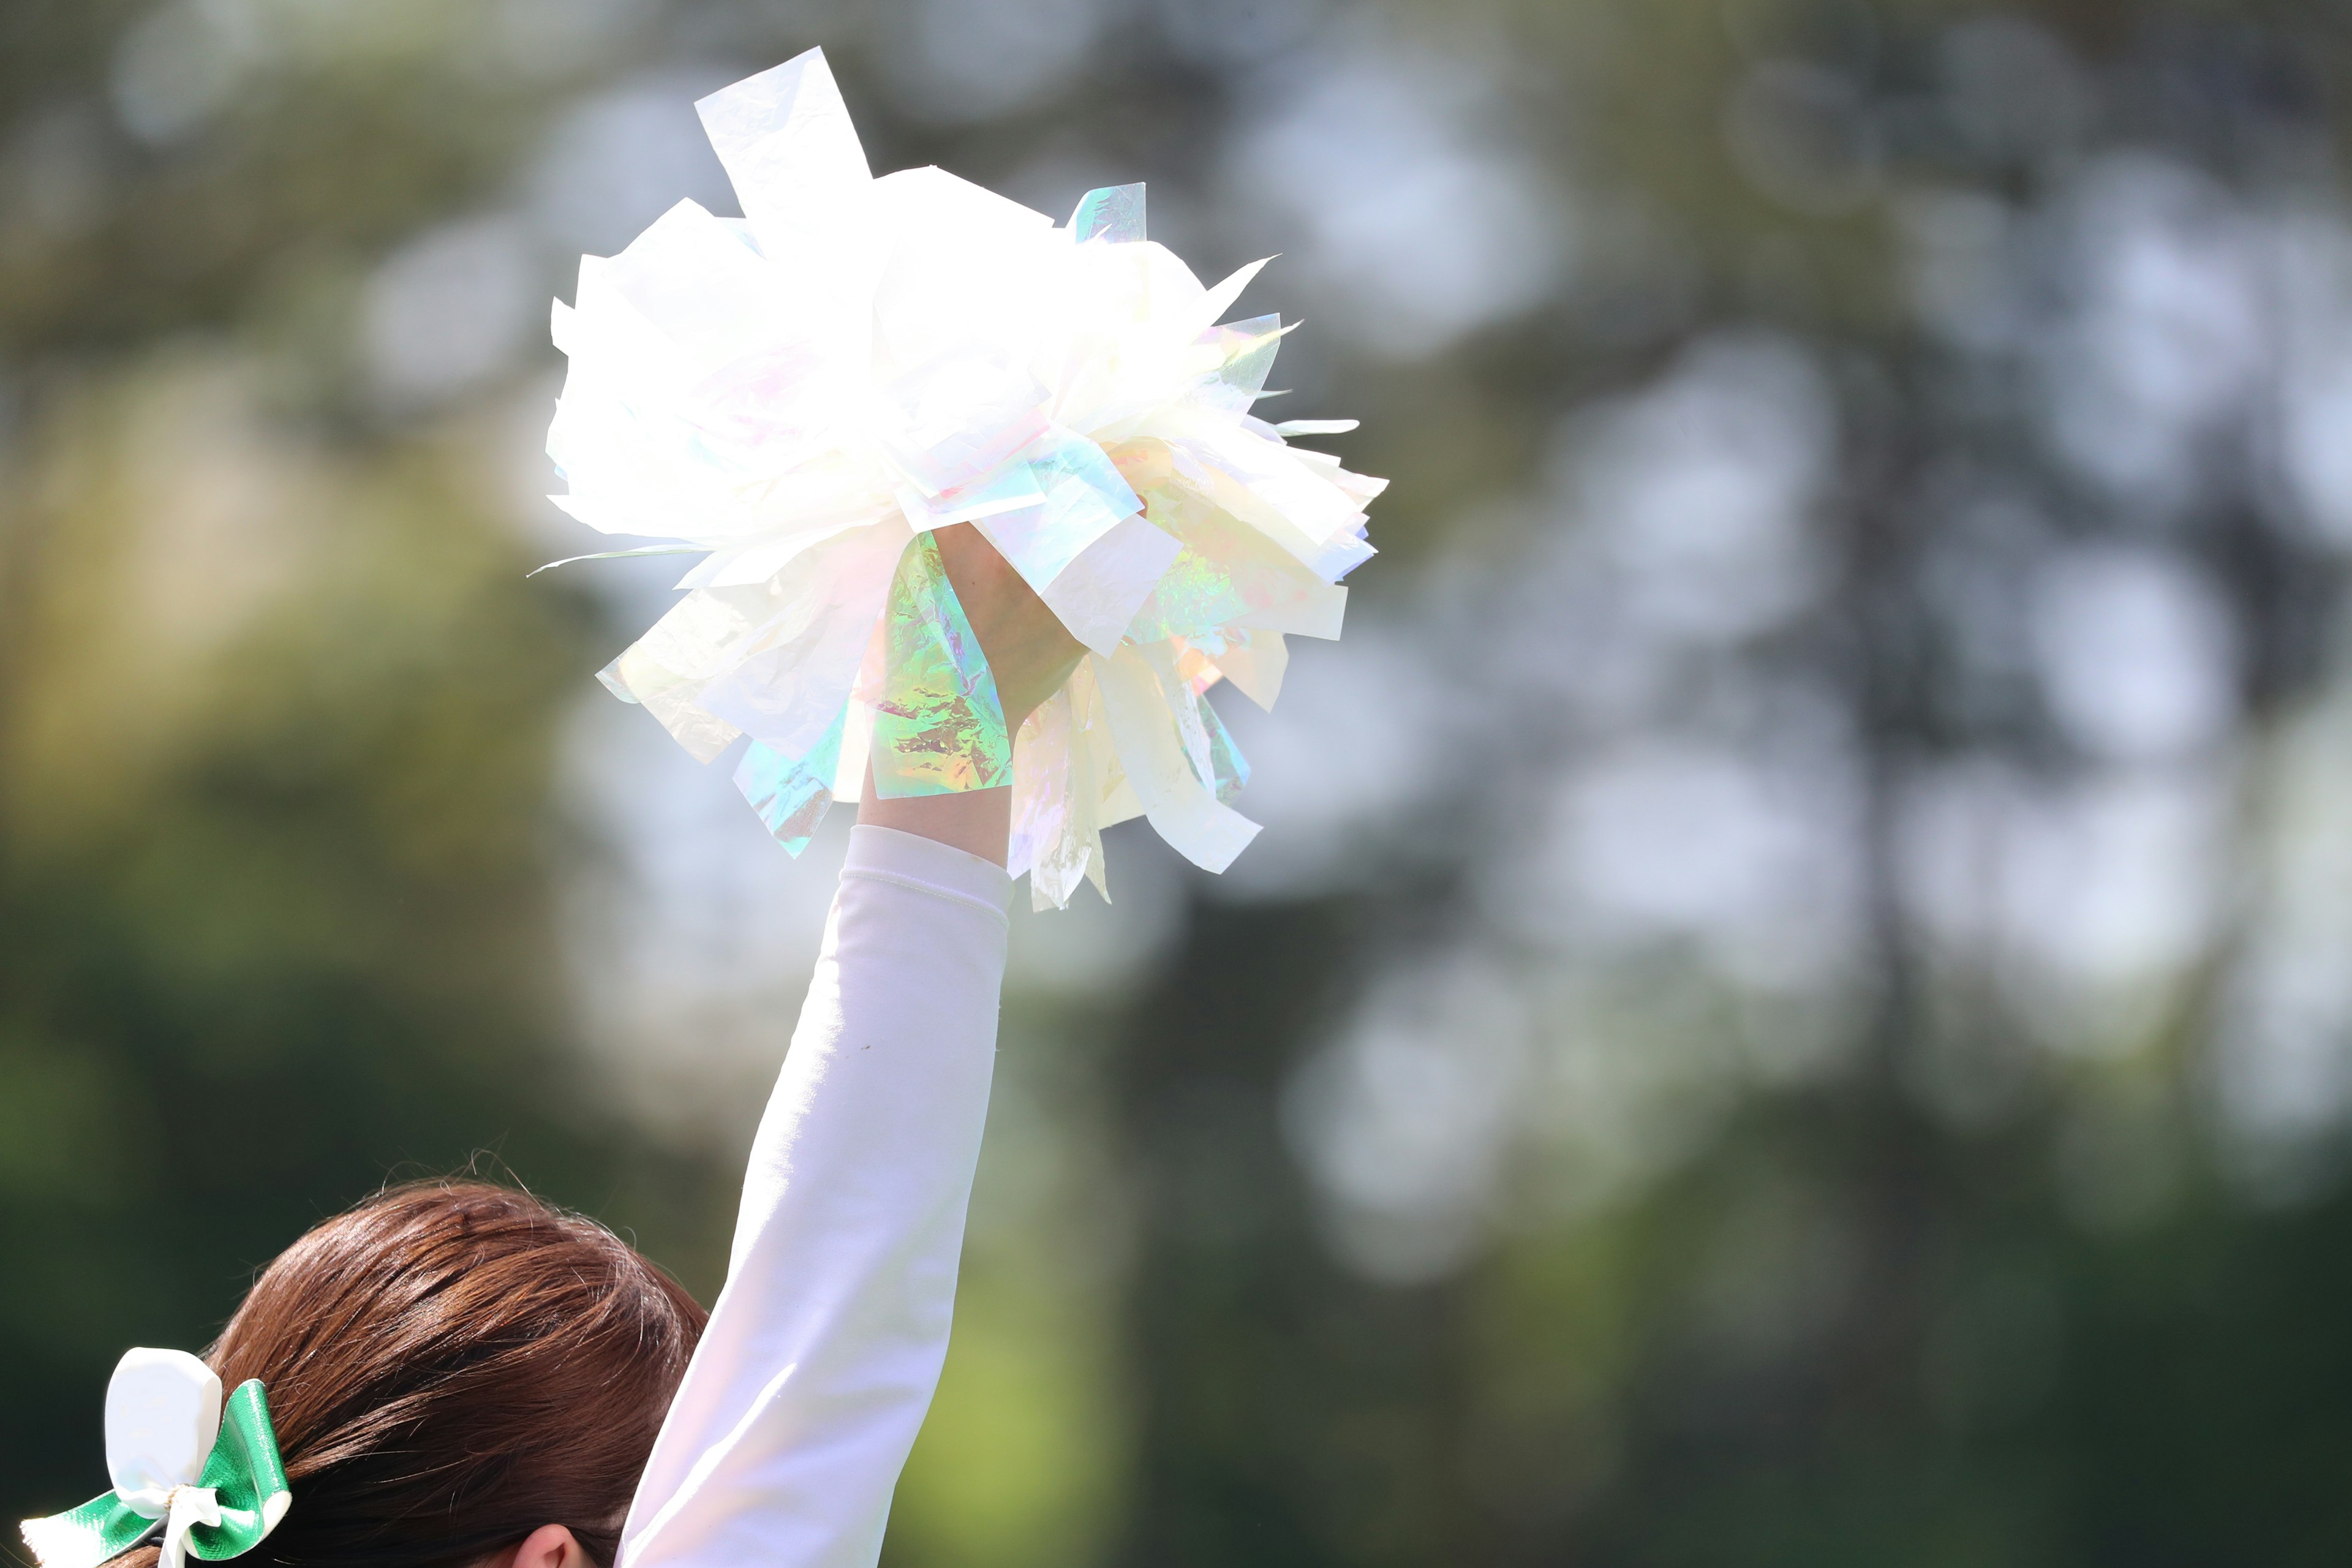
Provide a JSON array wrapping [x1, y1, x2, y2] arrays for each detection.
[[1098, 2, 2352, 1564], [0, 1, 739, 1531]]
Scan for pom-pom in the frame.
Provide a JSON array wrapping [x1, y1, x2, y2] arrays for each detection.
[[545, 48, 1384, 908]]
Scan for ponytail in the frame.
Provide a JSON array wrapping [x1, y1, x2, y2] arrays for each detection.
[[105, 1181, 706, 1568]]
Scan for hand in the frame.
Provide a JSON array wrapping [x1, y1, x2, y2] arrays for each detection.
[[858, 524, 1088, 865], [931, 522, 1087, 732]]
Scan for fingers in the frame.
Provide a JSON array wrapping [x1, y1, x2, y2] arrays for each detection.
[[932, 525, 1087, 728], [932, 522, 1018, 605]]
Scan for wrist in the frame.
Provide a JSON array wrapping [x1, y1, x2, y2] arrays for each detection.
[[855, 771, 1013, 867]]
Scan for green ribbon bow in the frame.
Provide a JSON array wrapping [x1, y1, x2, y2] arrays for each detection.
[[20, 1365, 290, 1568]]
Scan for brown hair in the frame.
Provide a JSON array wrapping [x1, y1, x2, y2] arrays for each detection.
[[111, 1180, 706, 1568]]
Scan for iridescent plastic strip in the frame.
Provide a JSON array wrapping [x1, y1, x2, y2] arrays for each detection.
[[735, 706, 845, 856], [1070, 182, 1145, 244], [869, 530, 1012, 797]]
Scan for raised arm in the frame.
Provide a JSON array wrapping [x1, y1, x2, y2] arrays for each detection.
[[617, 526, 1084, 1568], [619, 816, 1010, 1568]]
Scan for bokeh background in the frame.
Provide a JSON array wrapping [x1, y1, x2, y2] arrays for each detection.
[[9, 0, 2352, 1561]]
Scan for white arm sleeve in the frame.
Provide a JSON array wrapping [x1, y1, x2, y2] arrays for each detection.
[[619, 824, 1013, 1568]]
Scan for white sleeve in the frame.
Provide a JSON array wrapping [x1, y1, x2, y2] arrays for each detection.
[[619, 823, 1013, 1568]]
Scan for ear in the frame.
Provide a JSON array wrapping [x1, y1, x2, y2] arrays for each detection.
[[494, 1525, 586, 1568]]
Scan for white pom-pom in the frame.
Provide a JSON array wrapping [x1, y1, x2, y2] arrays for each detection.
[[544, 47, 1383, 908]]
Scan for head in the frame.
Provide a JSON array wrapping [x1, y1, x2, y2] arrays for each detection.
[[108, 1180, 705, 1568]]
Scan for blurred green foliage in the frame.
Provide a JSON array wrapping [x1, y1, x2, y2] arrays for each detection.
[[10, 1, 2352, 1565]]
